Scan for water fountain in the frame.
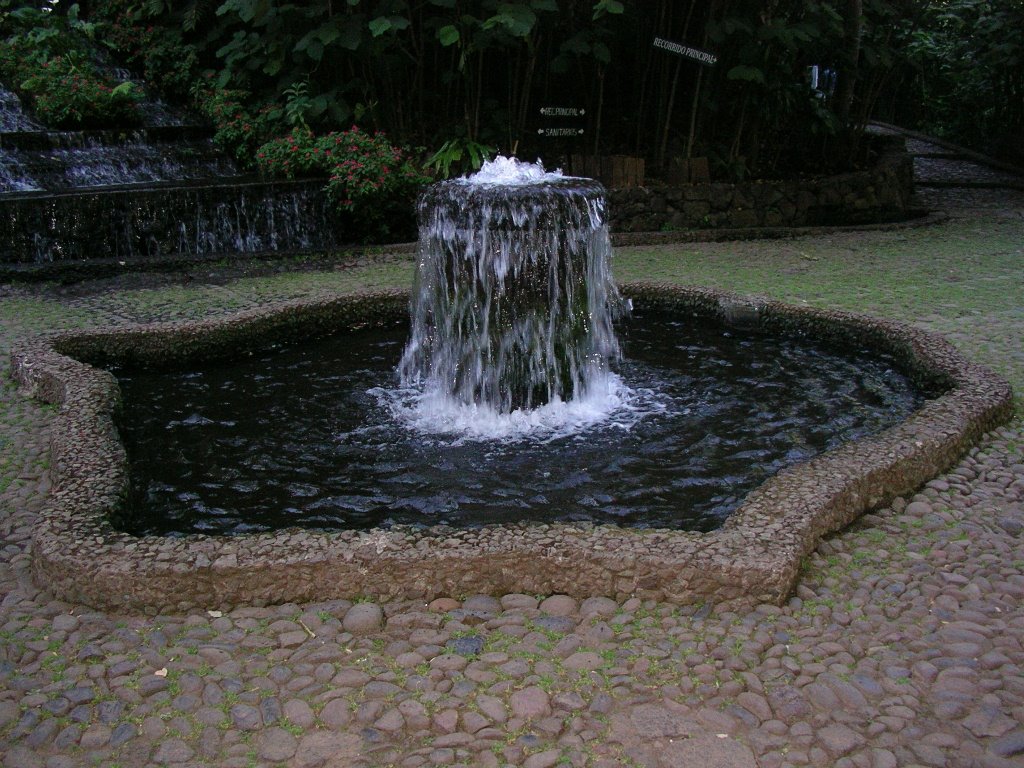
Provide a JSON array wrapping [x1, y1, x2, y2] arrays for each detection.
[[399, 157, 622, 416], [7, 157, 1013, 612], [108, 160, 924, 536]]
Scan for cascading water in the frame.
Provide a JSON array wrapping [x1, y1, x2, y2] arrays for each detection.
[[0, 80, 346, 263], [398, 157, 628, 430]]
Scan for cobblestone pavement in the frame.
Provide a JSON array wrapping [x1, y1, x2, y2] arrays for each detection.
[[2, 134, 1024, 768]]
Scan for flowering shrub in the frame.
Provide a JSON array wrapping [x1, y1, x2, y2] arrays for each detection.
[[24, 62, 141, 128], [92, 2, 197, 100], [255, 126, 430, 242], [0, 38, 141, 129], [193, 87, 281, 166]]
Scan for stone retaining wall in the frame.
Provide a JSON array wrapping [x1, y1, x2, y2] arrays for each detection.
[[8, 285, 1011, 614], [608, 138, 913, 232]]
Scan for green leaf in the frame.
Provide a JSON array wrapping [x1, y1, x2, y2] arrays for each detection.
[[531, 0, 558, 11], [483, 5, 537, 37], [726, 64, 766, 83], [438, 25, 460, 46], [368, 17, 392, 36], [336, 21, 364, 51], [592, 0, 623, 20]]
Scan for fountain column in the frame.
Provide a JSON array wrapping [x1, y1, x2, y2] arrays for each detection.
[[399, 158, 624, 414]]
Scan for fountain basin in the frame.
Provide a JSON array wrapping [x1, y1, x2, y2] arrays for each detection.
[[10, 285, 1013, 613]]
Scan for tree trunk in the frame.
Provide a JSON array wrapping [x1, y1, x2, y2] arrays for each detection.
[[837, 0, 863, 126]]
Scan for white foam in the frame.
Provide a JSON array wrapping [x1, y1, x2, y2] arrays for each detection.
[[373, 374, 668, 445], [460, 155, 565, 186]]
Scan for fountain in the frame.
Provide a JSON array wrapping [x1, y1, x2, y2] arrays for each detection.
[[7, 157, 1013, 612], [399, 157, 623, 416], [107, 160, 926, 536]]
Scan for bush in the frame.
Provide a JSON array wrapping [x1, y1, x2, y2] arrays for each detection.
[[193, 86, 281, 167], [256, 126, 430, 243], [0, 35, 141, 130], [92, 1, 197, 100]]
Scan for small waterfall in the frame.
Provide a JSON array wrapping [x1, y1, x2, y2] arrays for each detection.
[[0, 86, 42, 132], [399, 157, 626, 417], [0, 179, 343, 263], [0, 132, 240, 192], [0, 83, 347, 264]]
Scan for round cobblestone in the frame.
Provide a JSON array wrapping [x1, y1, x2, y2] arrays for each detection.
[[0, 136, 1021, 768]]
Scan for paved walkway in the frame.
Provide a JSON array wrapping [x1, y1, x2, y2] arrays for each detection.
[[1, 133, 1023, 768]]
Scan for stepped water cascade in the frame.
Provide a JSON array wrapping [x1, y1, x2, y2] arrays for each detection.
[[0, 84, 344, 265], [398, 157, 628, 429]]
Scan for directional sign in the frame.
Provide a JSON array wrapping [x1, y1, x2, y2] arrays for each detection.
[[538, 128, 584, 137], [540, 107, 585, 117], [653, 37, 717, 66]]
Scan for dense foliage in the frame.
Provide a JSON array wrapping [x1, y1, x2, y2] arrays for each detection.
[[876, 0, 1024, 164], [0, 3, 142, 128], [255, 125, 430, 241], [76, 0, 902, 179], [5, 1, 1020, 174]]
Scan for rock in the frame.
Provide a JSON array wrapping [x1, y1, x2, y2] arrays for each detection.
[[476, 694, 508, 723], [997, 517, 1023, 536], [817, 723, 865, 757], [768, 685, 811, 719], [80, 723, 111, 749], [2, 746, 44, 768], [319, 698, 352, 728], [563, 651, 604, 671], [905, 501, 932, 516], [657, 734, 757, 768], [990, 730, 1024, 757], [284, 698, 316, 728], [152, 737, 194, 764], [256, 726, 298, 761], [964, 705, 1018, 738], [616, 705, 702, 739], [579, 596, 618, 618], [523, 748, 562, 768], [501, 594, 540, 610], [279, 629, 308, 648], [539, 595, 578, 616], [446, 634, 485, 656], [109, 722, 137, 747], [230, 703, 262, 730], [510, 686, 551, 720], [532, 615, 576, 634], [736, 692, 772, 722], [462, 595, 502, 613], [428, 597, 461, 613], [260, 696, 283, 725], [433, 708, 459, 733], [342, 602, 384, 634], [293, 731, 362, 768], [373, 708, 405, 732]]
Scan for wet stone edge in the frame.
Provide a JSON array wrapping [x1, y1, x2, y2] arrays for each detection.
[[7, 284, 1014, 615]]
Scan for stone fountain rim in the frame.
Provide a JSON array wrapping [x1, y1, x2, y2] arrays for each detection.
[[8, 283, 1013, 614]]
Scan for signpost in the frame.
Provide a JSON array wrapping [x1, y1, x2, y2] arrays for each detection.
[[537, 127, 584, 137], [652, 37, 717, 67], [539, 107, 585, 118], [537, 106, 585, 138], [652, 36, 717, 179]]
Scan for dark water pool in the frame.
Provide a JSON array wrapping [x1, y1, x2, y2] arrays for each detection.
[[114, 314, 923, 535]]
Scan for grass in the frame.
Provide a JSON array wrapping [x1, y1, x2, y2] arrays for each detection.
[[614, 215, 1024, 411]]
